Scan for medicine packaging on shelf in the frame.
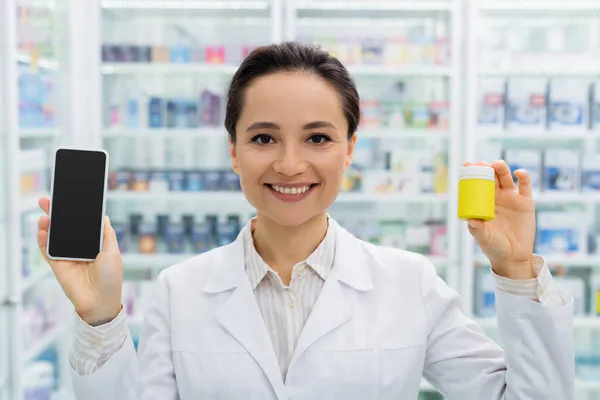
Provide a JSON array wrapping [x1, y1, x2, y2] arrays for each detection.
[[549, 78, 589, 132], [506, 77, 548, 133], [543, 149, 581, 192]]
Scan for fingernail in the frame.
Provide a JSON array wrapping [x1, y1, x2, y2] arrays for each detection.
[[467, 221, 477, 229]]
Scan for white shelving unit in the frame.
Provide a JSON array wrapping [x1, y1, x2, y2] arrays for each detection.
[[1, 0, 93, 398], [465, 1, 600, 397], [3, 0, 600, 399]]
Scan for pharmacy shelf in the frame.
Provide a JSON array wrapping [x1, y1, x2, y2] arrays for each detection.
[[359, 128, 450, 139], [103, 127, 450, 140], [101, 0, 270, 10], [19, 128, 60, 139], [479, 68, 600, 77], [103, 128, 225, 138], [481, 0, 600, 11], [347, 65, 452, 77], [534, 192, 600, 205], [107, 190, 449, 203], [122, 253, 452, 270], [21, 192, 45, 213], [475, 254, 600, 268], [101, 63, 452, 77], [122, 253, 195, 268], [101, 63, 238, 75], [481, 131, 600, 141], [476, 317, 600, 331], [21, 267, 53, 295], [16, 52, 58, 71], [295, 0, 454, 11], [22, 325, 65, 365]]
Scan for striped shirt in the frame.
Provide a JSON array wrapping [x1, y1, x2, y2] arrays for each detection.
[[244, 217, 335, 378]]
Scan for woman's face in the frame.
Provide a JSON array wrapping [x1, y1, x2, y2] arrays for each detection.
[[231, 71, 356, 227]]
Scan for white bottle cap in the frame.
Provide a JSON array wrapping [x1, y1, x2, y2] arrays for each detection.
[[459, 165, 495, 181]]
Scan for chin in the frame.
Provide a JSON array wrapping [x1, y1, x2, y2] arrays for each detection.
[[260, 208, 326, 228]]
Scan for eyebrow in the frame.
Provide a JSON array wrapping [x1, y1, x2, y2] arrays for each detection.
[[245, 120, 336, 132]]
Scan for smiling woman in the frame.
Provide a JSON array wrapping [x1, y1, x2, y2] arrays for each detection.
[[39, 42, 574, 400], [225, 43, 360, 233]]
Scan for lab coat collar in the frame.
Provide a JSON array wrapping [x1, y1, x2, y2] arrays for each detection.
[[201, 218, 373, 400], [202, 217, 373, 293]]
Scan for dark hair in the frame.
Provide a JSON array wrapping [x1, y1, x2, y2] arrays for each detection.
[[225, 42, 360, 143]]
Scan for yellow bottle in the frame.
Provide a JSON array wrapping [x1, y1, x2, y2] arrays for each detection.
[[458, 166, 495, 221]]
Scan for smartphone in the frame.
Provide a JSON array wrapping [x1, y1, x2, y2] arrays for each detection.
[[47, 148, 109, 261]]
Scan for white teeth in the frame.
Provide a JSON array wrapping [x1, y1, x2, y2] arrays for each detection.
[[271, 185, 311, 195]]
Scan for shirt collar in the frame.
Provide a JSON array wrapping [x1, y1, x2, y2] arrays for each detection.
[[243, 217, 336, 290]]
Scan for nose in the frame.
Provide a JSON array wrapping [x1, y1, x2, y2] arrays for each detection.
[[273, 144, 308, 176]]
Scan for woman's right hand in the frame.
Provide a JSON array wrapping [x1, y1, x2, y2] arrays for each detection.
[[37, 197, 123, 326]]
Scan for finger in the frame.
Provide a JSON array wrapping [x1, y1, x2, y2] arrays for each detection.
[[514, 169, 532, 197], [467, 219, 491, 247], [38, 197, 50, 215], [38, 215, 50, 233], [36, 229, 53, 267], [463, 161, 474, 167], [492, 160, 515, 190], [101, 216, 121, 254]]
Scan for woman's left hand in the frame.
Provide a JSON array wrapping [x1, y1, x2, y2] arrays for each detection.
[[466, 160, 536, 280]]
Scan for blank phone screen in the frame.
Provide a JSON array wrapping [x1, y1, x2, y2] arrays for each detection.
[[48, 149, 107, 260]]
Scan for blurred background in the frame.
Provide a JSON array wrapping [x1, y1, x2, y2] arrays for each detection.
[[1, 0, 600, 399]]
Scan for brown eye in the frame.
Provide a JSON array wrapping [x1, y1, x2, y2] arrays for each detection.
[[307, 134, 331, 144], [252, 134, 275, 144]]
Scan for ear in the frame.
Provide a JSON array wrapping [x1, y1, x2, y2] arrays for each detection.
[[230, 137, 239, 174], [344, 133, 357, 170]]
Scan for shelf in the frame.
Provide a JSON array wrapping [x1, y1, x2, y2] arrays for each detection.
[[481, 0, 600, 11], [122, 253, 194, 268], [101, 0, 269, 9], [122, 253, 452, 270], [19, 128, 60, 139], [479, 68, 600, 77], [475, 254, 600, 267], [347, 65, 452, 77], [359, 128, 450, 139], [101, 63, 238, 75], [107, 191, 246, 201], [21, 267, 53, 295], [103, 128, 450, 140], [534, 192, 600, 205], [103, 127, 225, 138], [476, 317, 600, 330], [21, 193, 45, 213], [296, 1, 454, 11], [23, 325, 65, 365], [16, 52, 58, 70], [481, 131, 600, 141], [107, 191, 449, 203]]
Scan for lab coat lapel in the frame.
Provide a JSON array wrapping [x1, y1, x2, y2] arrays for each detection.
[[286, 221, 373, 378], [205, 233, 286, 400]]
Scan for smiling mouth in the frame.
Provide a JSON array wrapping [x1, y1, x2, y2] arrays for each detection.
[[266, 183, 318, 195]]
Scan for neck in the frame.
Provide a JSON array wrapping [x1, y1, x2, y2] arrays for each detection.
[[251, 212, 329, 285]]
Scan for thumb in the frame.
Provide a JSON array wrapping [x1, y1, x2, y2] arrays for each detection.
[[467, 219, 490, 245], [101, 216, 120, 254]]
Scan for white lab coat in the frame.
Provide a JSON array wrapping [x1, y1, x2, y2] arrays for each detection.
[[69, 220, 575, 400]]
